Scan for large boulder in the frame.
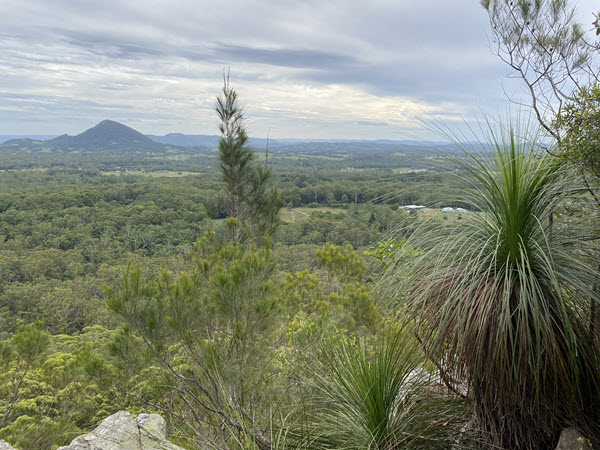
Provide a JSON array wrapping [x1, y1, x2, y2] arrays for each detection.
[[57, 411, 184, 450], [0, 441, 16, 450], [555, 428, 592, 450]]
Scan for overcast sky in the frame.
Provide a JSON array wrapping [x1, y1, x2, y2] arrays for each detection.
[[0, 0, 597, 139]]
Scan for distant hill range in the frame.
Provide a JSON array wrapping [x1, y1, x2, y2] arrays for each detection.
[[146, 134, 458, 154], [146, 133, 276, 149], [1, 120, 458, 154], [0, 135, 56, 144]]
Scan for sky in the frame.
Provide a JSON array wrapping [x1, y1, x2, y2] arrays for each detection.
[[0, 0, 597, 140]]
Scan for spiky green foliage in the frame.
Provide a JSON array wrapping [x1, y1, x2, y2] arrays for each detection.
[[298, 334, 469, 449], [382, 121, 600, 448]]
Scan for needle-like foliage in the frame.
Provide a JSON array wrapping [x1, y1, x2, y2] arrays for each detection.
[[216, 74, 254, 222], [215, 73, 283, 243], [382, 120, 600, 448]]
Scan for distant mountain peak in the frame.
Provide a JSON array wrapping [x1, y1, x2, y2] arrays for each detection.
[[93, 119, 135, 130], [83, 119, 147, 136], [43, 120, 166, 153]]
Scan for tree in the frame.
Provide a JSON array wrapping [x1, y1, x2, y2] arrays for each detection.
[[481, 0, 599, 141], [553, 82, 600, 180], [215, 75, 283, 243], [384, 120, 600, 448], [0, 322, 50, 429], [483, 2, 600, 348], [553, 82, 600, 345], [216, 75, 254, 228], [316, 243, 367, 293], [242, 159, 284, 245], [106, 235, 282, 449]]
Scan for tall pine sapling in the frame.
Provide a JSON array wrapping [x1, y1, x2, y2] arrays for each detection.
[[216, 74, 255, 241], [215, 74, 283, 243]]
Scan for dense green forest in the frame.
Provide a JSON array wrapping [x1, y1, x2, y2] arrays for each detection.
[[1, 110, 598, 449], [0, 119, 477, 448]]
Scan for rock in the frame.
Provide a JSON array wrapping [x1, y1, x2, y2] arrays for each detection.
[[137, 414, 182, 450], [0, 440, 16, 450], [555, 428, 592, 450], [57, 411, 184, 450]]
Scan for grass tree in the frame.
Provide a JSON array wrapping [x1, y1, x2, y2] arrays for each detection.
[[382, 120, 600, 448], [297, 333, 469, 449]]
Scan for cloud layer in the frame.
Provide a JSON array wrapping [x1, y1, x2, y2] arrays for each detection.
[[0, 0, 597, 139]]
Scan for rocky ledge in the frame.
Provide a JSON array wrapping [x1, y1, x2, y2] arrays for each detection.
[[56, 411, 184, 450], [0, 416, 592, 449]]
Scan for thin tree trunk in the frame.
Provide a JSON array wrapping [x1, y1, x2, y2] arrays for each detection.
[[590, 256, 600, 344]]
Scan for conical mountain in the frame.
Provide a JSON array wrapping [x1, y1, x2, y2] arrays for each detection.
[[46, 120, 166, 152]]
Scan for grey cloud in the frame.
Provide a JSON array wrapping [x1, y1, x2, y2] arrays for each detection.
[[0, 93, 182, 135], [1, 0, 596, 136], [101, 84, 130, 91], [60, 31, 167, 59], [0, 0, 500, 97], [212, 44, 358, 70], [0, 93, 136, 113], [55, 29, 359, 71]]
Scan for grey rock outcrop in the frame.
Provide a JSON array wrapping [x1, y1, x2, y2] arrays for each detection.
[[0, 440, 16, 450], [57, 411, 184, 450], [555, 428, 592, 450]]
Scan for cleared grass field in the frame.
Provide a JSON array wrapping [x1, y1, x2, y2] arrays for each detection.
[[275, 153, 350, 161], [101, 171, 200, 177], [401, 207, 473, 223], [0, 168, 48, 172], [280, 207, 346, 223], [150, 155, 194, 161]]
